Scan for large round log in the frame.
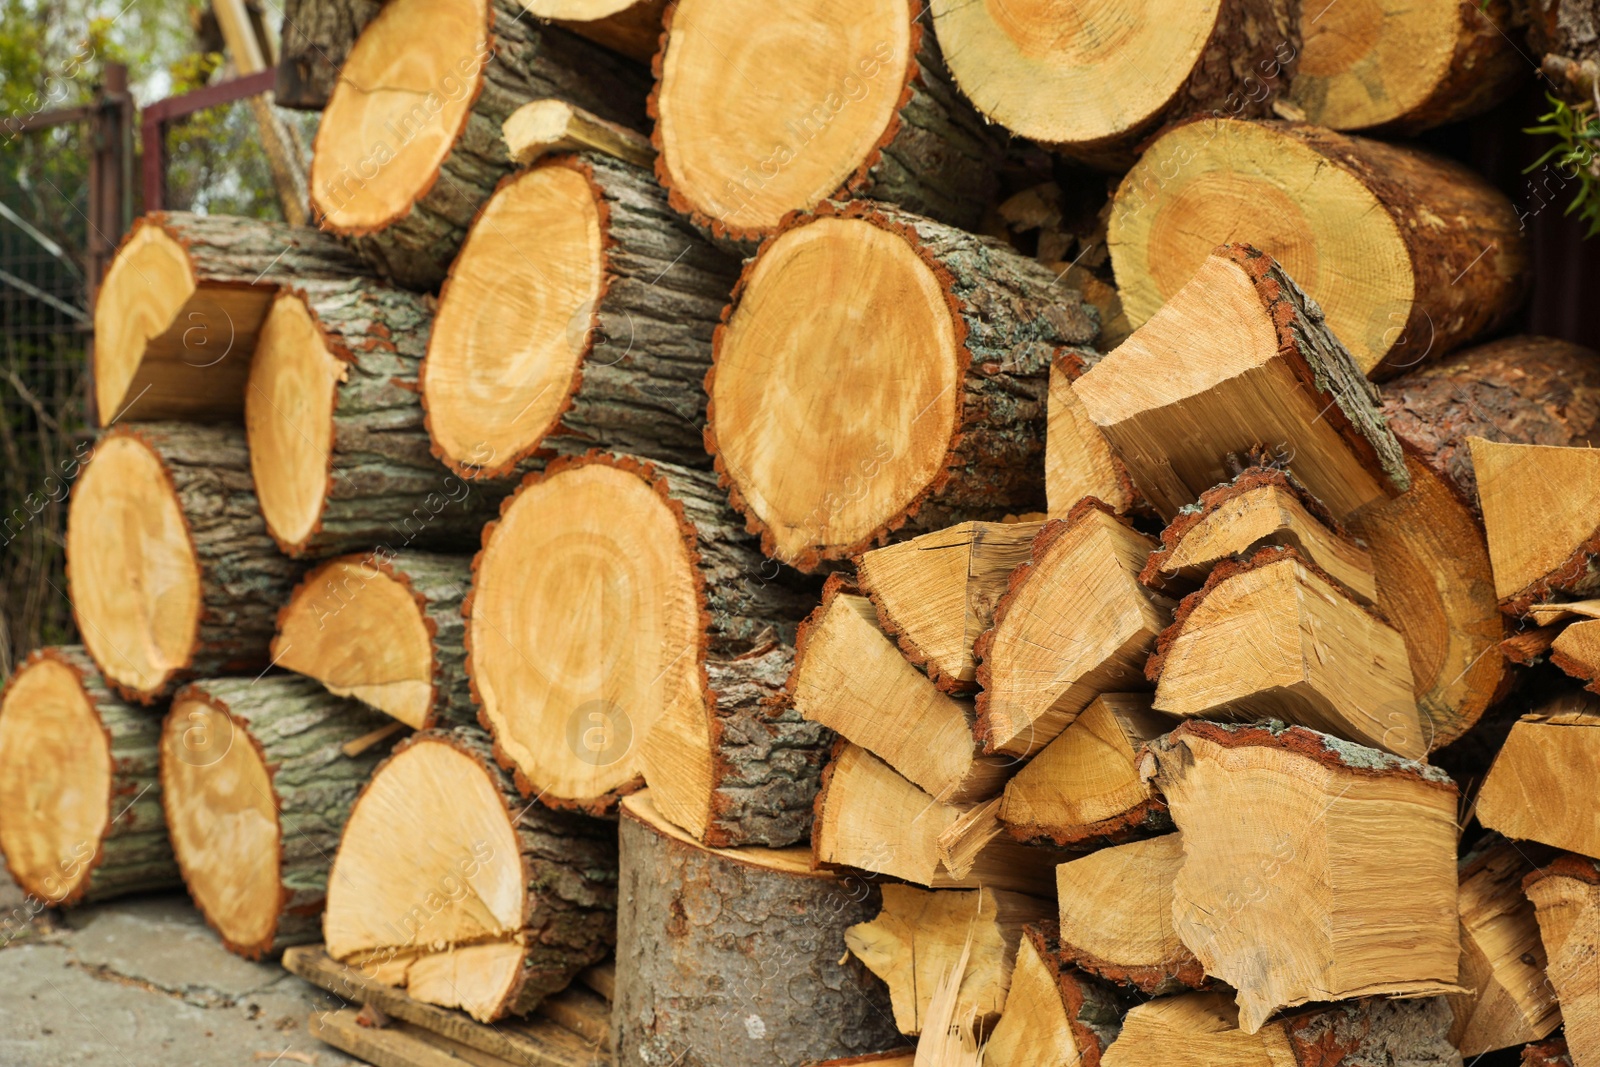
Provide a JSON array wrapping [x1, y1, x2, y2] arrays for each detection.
[[1109, 119, 1528, 379], [159, 676, 395, 959], [706, 200, 1099, 571], [324, 727, 617, 1023], [421, 153, 738, 480], [308, 0, 650, 290], [1357, 336, 1600, 750], [66, 424, 302, 703], [0, 647, 178, 906], [515, 0, 666, 63], [246, 278, 500, 558], [274, 0, 383, 110], [650, 0, 998, 249], [929, 0, 1297, 168], [613, 791, 901, 1065], [466, 451, 825, 845], [92, 212, 364, 423], [274, 550, 476, 730]]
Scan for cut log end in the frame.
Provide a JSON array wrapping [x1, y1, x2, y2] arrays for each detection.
[[518, 0, 666, 64], [983, 924, 1123, 1067], [1478, 697, 1600, 859], [93, 220, 209, 423], [1470, 437, 1600, 613]]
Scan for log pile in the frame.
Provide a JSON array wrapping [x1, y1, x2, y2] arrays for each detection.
[[11, 5, 1600, 1067]]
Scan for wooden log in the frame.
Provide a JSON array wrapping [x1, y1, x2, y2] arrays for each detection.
[[1471, 437, 1600, 614], [274, 0, 382, 110], [1359, 336, 1600, 750], [1448, 837, 1562, 1057], [650, 0, 999, 248], [811, 744, 1060, 896], [1148, 547, 1425, 758], [514, 0, 666, 64], [1140, 721, 1461, 1034], [706, 199, 1099, 570], [1524, 855, 1600, 1067], [998, 694, 1174, 849], [614, 791, 901, 1064], [273, 550, 475, 730], [91, 212, 365, 423], [1102, 991, 1462, 1067], [983, 924, 1123, 1067], [420, 151, 738, 480], [789, 577, 1006, 804], [928, 0, 1297, 168], [855, 519, 1042, 693], [246, 278, 501, 558], [1288, 0, 1523, 133], [0, 647, 177, 906], [1522, 0, 1600, 102], [1140, 467, 1376, 605], [844, 884, 1054, 1035], [1074, 244, 1409, 522], [1054, 833, 1208, 996], [1505, 624, 1563, 667], [1478, 694, 1600, 857], [1109, 121, 1528, 378], [1046, 352, 1142, 518], [66, 424, 302, 703], [1526, 1039, 1575, 1067], [467, 451, 825, 846], [309, 0, 650, 291], [1553, 619, 1600, 691], [159, 676, 395, 959], [974, 502, 1174, 760], [325, 727, 618, 1022], [502, 98, 655, 169]]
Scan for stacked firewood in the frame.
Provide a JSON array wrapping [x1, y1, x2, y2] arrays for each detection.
[[7, 0, 1600, 1065]]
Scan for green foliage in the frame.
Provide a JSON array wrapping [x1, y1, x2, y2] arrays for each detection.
[[1525, 93, 1600, 238]]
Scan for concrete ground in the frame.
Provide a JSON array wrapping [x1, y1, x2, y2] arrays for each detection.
[[0, 870, 360, 1066]]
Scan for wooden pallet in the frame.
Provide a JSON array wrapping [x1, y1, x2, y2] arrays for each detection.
[[283, 946, 613, 1067]]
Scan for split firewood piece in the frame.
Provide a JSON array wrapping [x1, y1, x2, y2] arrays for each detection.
[[845, 884, 1055, 1035], [1525, 855, 1600, 1067], [928, 0, 1297, 169], [1109, 121, 1527, 378], [1140, 721, 1462, 1034], [1141, 468, 1376, 605], [421, 153, 737, 481], [651, 0, 998, 249], [160, 676, 396, 959], [1288, 0, 1522, 133], [1477, 695, 1600, 857], [1553, 620, 1600, 691], [1531, 600, 1600, 626], [1470, 437, 1600, 614], [983, 924, 1123, 1067], [975, 504, 1173, 759], [791, 579, 1006, 804], [468, 451, 824, 843], [66, 424, 302, 703], [811, 744, 1059, 896], [0, 647, 177, 907], [309, 0, 649, 291], [1102, 991, 1462, 1067], [92, 212, 364, 422], [1150, 547, 1424, 757], [272, 550, 475, 730], [274, 0, 382, 110], [1361, 337, 1600, 749], [1074, 244, 1409, 521], [246, 279, 501, 558], [325, 727, 617, 1022], [1054, 834, 1207, 996], [1046, 352, 1142, 517], [513, 0, 665, 63], [706, 200, 1098, 570], [615, 791, 901, 1064], [1504, 625, 1562, 667], [502, 98, 654, 169], [998, 694, 1173, 849], [856, 520, 1042, 692], [1525, 1039, 1575, 1067], [1447, 836, 1561, 1057]]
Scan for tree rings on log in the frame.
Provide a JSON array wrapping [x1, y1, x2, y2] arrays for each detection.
[[707, 200, 1098, 570], [1109, 119, 1527, 378], [66, 424, 302, 703], [0, 647, 177, 907], [273, 550, 475, 730], [651, 0, 997, 247], [325, 727, 618, 1022]]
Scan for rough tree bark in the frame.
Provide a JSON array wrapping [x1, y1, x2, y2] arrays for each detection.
[[274, 0, 383, 110]]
